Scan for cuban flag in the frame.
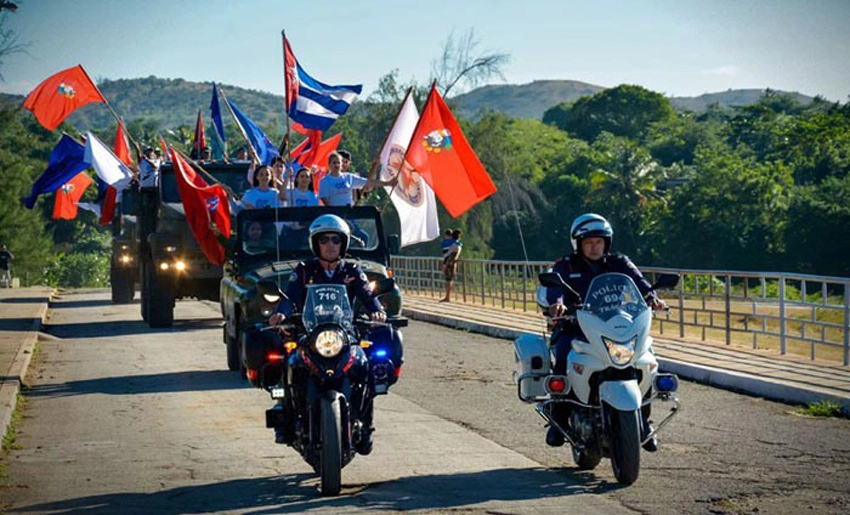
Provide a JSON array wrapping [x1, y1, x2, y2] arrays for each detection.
[[284, 35, 362, 131]]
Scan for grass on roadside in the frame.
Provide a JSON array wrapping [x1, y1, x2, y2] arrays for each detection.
[[795, 399, 845, 418]]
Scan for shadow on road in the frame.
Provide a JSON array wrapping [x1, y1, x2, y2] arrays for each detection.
[[25, 369, 249, 398], [0, 297, 47, 304], [43, 317, 222, 339], [49, 297, 125, 309], [6, 467, 610, 514]]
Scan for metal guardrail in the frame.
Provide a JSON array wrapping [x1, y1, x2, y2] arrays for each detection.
[[390, 256, 850, 366]]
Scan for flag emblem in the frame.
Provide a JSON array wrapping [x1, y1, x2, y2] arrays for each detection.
[[58, 82, 77, 98], [61, 183, 75, 193], [206, 196, 219, 214], [386, 145, 424, 206], [422, 129, 452, 153]]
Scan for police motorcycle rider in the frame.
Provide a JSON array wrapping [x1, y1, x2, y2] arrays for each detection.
[[267, 214, 386, 454], [544, 213, 668, 450]]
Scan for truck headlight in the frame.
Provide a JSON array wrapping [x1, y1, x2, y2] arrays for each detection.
[[262, 293, 281, 304], [602, 335, 637, 365], [312, 330, 344, 358]]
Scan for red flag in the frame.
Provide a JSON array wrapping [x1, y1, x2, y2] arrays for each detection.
[[304, 133, 343, 192], [23, 65, 106, 131], [290, 121, 308, 135], [283, 35, 298, 112], [404, 84, 497, 217], [99, 186, 117, 226], [53, 172, 92, 220], [158, 135, 170, 161], [114, 122, 133, 167], [170, 149, 231, 265], [193, 109, 207, 155]]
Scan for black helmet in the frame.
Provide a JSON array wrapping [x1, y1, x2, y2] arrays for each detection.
[[570, 213, 613, 254]]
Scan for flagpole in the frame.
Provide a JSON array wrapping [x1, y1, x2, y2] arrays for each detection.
[[219, 87, 260, 164], [78, 65, 143, 156], [281, 29, 295, 206]]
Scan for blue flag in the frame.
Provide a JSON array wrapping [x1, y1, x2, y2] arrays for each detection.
[[226, 98, 279, 166], [284, 36, 361, 131], [24, 134, 89, 209], [210, 82, 226, 144]]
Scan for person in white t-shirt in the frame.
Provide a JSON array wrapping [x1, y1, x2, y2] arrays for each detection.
[[242, 165, 284, 209], [318, 152, 396, 207], [287, 167, 319, 207]]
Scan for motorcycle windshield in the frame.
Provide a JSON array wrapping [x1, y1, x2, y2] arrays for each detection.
[[583, 273, 648, 322], [302, 284, 353, 333]]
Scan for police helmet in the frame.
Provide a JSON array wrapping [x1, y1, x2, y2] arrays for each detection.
[[570, 213, 613, 253], [309, 214, 351, 257]]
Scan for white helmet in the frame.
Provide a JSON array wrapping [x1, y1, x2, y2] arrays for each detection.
[[309, 214, 351, 257], [570, 213, 613, 253]]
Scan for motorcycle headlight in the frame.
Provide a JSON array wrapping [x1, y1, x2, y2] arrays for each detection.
[[602, 335, 637, 365], [312, 330, 345, 358]]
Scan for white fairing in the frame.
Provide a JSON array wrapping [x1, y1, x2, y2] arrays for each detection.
[[566, 273, 657, 405]]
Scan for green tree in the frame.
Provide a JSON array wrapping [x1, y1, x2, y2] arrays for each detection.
[[584, 133, 666, 259], [655, 148, 792, 270], [785, 174, 850, 276], [555, 84, 676, 143], [0, 106, 58, 285]]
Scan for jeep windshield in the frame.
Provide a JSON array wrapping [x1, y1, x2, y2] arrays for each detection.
[[234, 206, 388, 268]]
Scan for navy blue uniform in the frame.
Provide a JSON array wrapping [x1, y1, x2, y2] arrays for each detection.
[[546, 252, 658, 374], [276, 259, 382, 316]]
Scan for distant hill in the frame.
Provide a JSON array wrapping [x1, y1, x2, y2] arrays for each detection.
[[452, 80, 816, 120], [451, 80, 605, 120], [0, 76, 286, 132], [0, 76, 817, 131]]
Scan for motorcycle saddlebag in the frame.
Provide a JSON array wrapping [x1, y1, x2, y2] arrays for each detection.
[[513, 333, 551, 400], [242, 326, 282, 372]]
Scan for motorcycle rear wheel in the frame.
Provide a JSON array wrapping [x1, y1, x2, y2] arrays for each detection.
[[607, 407, 641, 485], [319, 396, 343, 496]]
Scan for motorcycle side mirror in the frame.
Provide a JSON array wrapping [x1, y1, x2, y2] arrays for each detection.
[[651, 273, 680, 291], [371, 277, 396, 296], [538, 272, 582, 303], [535, 285, 550, 308]]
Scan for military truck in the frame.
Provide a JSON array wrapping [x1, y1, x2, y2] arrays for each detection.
[[110, 161, 251, 327]]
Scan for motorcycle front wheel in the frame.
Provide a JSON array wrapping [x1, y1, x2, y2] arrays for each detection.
[[606, 406, 641, 485], [319, 395, 343, 496]]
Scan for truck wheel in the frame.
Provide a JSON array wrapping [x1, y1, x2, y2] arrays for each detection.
[[111, 265, 134, 304], [226, 319, 240, 371], [146, 259, 175, 328], [140, 262, 149, 322]]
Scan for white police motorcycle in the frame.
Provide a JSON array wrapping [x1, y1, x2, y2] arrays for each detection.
[[514, 271, 681, 485]]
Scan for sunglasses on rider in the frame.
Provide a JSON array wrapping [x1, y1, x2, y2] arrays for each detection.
[[318, 234, 342, 245]]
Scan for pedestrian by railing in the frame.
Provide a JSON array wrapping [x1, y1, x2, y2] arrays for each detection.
[[390, 256, 850, 366]]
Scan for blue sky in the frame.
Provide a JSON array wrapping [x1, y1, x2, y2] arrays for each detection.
[[2, 0, 849, 102]]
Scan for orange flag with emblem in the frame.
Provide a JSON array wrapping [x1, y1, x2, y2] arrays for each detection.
[[23, 65, 106, 131], [53, 172, 92, 220], [404, 83, 496, 218]]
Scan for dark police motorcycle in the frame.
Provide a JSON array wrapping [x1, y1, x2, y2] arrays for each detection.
[[255, 281, 404, 496]]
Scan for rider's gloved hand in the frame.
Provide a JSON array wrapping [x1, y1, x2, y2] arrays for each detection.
[[649, 298, 669, 311], [268, 312, 286, 326], [370, 310, 387, 323], [548, 303, 567, 318]]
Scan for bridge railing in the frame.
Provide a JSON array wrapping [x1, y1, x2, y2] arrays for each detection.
[[390, 256, 850, 366]]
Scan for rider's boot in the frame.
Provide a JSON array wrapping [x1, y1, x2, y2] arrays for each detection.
[[356, 425, 374, 455], [546, 425, 565, 447], [641, 417, 658, 452]]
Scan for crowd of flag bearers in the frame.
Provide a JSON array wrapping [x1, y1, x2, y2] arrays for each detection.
[[19, 32, 498, 265]]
